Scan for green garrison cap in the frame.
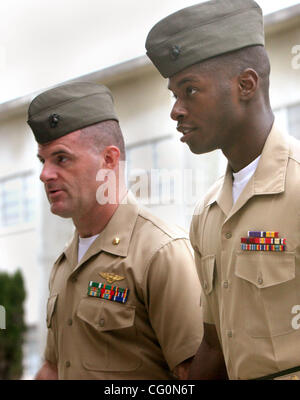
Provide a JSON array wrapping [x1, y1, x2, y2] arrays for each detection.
[[145, 0, 265, 78], [27, 82, 118, 144]]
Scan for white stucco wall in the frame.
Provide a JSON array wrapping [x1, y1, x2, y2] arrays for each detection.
[[0, 113, 37, 177], [0, 113, 41, 325], [0, 0, 298, 104], [267, 24, 300, 109], [110, 69, 174, 144]]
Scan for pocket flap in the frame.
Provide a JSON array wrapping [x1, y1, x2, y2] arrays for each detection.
[[77, 297, 136, 332], [200, 254, 215, 294], [235, 251, 295, 288], [46, 294, 58, 328]]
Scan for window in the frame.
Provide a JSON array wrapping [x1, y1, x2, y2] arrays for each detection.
[[126, 135, 182, 204], [0, 172, 36, 228], [125, 134, 224, 229]]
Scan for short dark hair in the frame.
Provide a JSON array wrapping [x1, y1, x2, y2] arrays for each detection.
[[80, 120, 126, 161], [197, 45, 271, 101]]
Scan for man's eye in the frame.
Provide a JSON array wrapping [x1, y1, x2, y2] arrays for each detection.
[[186, 87, 197, 96], [57, 155, 68, 164]]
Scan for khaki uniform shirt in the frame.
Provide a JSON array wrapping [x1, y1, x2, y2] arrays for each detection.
[[190, 125, 300, 380], [45, 192, 203, 379]]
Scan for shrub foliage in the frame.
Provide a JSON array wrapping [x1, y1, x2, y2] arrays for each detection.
[[0, 270, 26, 379]]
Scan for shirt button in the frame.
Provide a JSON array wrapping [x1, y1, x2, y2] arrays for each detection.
[[100, 319, 105, 327], [225, 232, 232, 239], [67, 318, 73, 326], [227, 330, 233, 338], [258, 277, 263, 285], [65, 361, 71, 368], [223, 281, 229, 289]]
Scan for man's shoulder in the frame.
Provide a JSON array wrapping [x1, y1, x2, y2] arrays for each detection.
[[52, 232, 76, 265], [137, 205, 189, 242], [193, 175, 224, 215]]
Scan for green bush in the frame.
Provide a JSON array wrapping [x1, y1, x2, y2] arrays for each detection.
[[0, 270, 26, 380]]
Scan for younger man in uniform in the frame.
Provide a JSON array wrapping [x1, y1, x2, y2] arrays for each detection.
[[146, 0, 300, 380]]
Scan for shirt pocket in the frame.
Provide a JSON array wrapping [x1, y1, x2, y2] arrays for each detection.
[[235, 251, 297, 338], [46, 294, 58, 328], [198, 254, 215, 295], [76, 297, 141, 372]]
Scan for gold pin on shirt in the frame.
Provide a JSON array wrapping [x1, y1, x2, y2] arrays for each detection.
[[112, 237, 120, 245], [99, 272, 125, 284]]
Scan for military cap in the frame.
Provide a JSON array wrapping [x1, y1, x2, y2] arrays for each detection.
[[27, 82, 118, 144], [145, 0, 265, 78]]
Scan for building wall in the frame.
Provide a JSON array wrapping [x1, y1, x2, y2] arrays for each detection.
[[0, 113, 37, 177], [0, 0, 203, 104], [109, 68, 226, 228], [0, 112, 74, 331], [0, 10, 299, 375], [0, 0, 298, 104], [0, 113, 40, 326], [110, 67, 174, 144], [266, 23, 300, 137], [267, 24, 300, 110]]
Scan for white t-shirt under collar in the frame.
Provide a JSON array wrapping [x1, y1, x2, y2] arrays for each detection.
[[232, 155, 261, 204], [78, 234, 99, 263]]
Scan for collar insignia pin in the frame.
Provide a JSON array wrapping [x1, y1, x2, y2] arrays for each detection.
[[112, 237, 120, 245]]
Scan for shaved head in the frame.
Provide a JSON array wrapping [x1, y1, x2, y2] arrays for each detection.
[[196, 45, 271, 102], [79, 120, 126, 160]]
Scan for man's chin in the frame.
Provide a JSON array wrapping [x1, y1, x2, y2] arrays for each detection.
[[187, 141, 217, 155], [50, 204, 73, 219]]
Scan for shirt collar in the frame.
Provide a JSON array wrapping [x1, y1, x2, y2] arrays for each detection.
[[208, 124, 289, 216], [252, 124, 289, 195], [63, 191, 139, 268], [232, 155, 261, 184]]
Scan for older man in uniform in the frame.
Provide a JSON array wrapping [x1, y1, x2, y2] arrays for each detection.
[[145, 0, 300, 380], [27, 82, 203, 380]]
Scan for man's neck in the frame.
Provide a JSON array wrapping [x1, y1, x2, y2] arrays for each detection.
[[223, 112, 274, 173], [74, 187, 127, 237], [74, 202, 119, 238]]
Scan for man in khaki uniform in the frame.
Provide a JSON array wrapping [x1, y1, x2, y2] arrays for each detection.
[[27, 82, 203, 380], [145, 0, 300, 380]]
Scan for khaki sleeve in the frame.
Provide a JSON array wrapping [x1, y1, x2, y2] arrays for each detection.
[[44, 329, 58, 365], [190, 211, 215, 325], [145, 238, 203, 371], [44, 293, 58, 365], [193, 250, 215, 325]]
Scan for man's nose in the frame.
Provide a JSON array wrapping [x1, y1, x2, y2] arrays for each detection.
[[39, 162, 57, 183], [170, 99, 188, 121]]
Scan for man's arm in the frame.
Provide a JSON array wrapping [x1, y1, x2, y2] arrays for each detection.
[[145, 239, 203, 375], [35, 360, 58, 380], [188, 323, 228, 380]]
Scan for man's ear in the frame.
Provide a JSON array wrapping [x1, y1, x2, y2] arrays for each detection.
[[102, 146, 121, 169], [238, 68, 259, 100]]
